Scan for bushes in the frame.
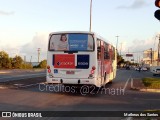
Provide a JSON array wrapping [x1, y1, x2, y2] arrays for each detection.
[[0, 50, 47, 69], [142, 78, 160, 89], [21, 63, 33, 69], [33, 60, 47, 69], [0, 51, 12, 69]]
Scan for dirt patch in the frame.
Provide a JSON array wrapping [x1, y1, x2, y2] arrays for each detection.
[[132, 78, 146, 89]]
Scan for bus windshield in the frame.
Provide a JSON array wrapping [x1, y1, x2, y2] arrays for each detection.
[[49, 33, 94, 51]]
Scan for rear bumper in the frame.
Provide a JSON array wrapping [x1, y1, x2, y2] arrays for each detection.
[[46, 76, 97, 86]]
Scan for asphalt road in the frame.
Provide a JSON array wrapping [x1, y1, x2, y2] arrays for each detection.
[[0, 69, 46, 82], [0, 69, 160, 120]]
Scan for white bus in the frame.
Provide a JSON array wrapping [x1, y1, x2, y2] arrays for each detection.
[[46, 31, 117, 88]]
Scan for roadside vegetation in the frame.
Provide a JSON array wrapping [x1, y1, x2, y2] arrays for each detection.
[[117, 53, 138, 68], [142, 77, 160, 89], [33, 60, 47, 69], [0, 51, 46, 69]]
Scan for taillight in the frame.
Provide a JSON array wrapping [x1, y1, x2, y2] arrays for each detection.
[[47, 65, 50, 69], [88, 66, 96, 78], [92, 66, 96, 70], [90, 69, 94, 74], [48, 69, 51, 73]]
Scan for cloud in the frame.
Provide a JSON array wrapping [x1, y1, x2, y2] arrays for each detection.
[[120, 33, 160, 62], [19, 33, 48, 62], [123, 38, 155, 56], [0, 33, 48, 62], [0, 10, 14, 15], [117, 0, 148, 9], [0, 45, 20, 57], [130, 33, 160, 53]]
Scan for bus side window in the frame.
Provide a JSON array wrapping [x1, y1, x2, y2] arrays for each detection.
[[97, 40, 101, 60], [104, 43, 110, 59]]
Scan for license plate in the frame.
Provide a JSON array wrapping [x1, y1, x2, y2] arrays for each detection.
[[66, 71, 75, 74]]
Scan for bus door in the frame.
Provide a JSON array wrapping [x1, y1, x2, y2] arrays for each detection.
[[100, 41, 104, 81], [97, 40, 104, 82]]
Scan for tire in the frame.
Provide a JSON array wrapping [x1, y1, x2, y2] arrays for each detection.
[[104, 73, 106, 82], [104, 73, 107, 83], [153, 74, 156, 76], [108, 80, 113, 84], [94, 86, 102, 92]]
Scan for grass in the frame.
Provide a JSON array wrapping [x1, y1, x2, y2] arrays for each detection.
[[142, 77, 160, 89]]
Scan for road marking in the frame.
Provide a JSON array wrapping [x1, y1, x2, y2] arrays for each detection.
[[0, 73, 45, 80], [18, 83, 39, 88], [131, 78, 133, 88], [0, 86, 8, 89], [123, 76, 131, 90], [0, 72, 10, 74], [132, 78, 142, 79]]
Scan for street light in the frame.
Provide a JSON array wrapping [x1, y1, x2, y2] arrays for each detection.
[[89, 0, 92, 32], [116, 36, 119, 51]]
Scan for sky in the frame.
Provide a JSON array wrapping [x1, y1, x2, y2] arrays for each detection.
[[0, 0, 160, 62]]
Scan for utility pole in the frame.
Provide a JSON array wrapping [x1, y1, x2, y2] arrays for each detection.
[[30, 56, 32, 64], [137, 53, 139, 65], [38, 48, 40, 63], [24, 56, 26, 69], [150, 48, 152, 65], [158, 35, 160, 66], [116, 36, 119, 52], [89, 0, 92, 32]]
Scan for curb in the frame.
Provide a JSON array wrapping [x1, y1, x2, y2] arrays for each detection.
[[0, 72, 10, 74], [131, 78, 160, 93], [0, 86, 8, 89], [140, 89, 160, 92], [131, 87, 160, 92], [0, 83, 40, 89]]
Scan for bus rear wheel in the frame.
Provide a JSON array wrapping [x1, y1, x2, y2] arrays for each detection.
[[108, 80, 113, 84]]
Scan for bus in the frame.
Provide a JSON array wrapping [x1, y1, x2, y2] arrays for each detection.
[[46, 31, 117, 88]]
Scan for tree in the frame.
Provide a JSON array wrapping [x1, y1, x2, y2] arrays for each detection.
[[0, 51, 12, 69], [12, 55, 23, 69], [117, 53, 125, 65], [39, 60, 47, 68], [21, 63, 33, 69]]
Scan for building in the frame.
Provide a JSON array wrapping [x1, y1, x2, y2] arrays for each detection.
[[26, 62, 39, 67], [143, 49, 160, 66]]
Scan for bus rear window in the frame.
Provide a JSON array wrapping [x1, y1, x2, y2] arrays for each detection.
[[49, 33, 94, 51]]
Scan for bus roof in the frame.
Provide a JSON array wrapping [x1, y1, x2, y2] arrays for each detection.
[[49, 31, 95, 35], [49, 31, 115, 47]]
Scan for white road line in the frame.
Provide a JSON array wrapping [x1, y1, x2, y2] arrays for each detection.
[[0, 72, 10, 74], [131, 78, 133, 88], [0, 73, 45, 80], [123, 76, 131, 90], [18, 83, 39, 88], [0, 86, 8, 89]]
